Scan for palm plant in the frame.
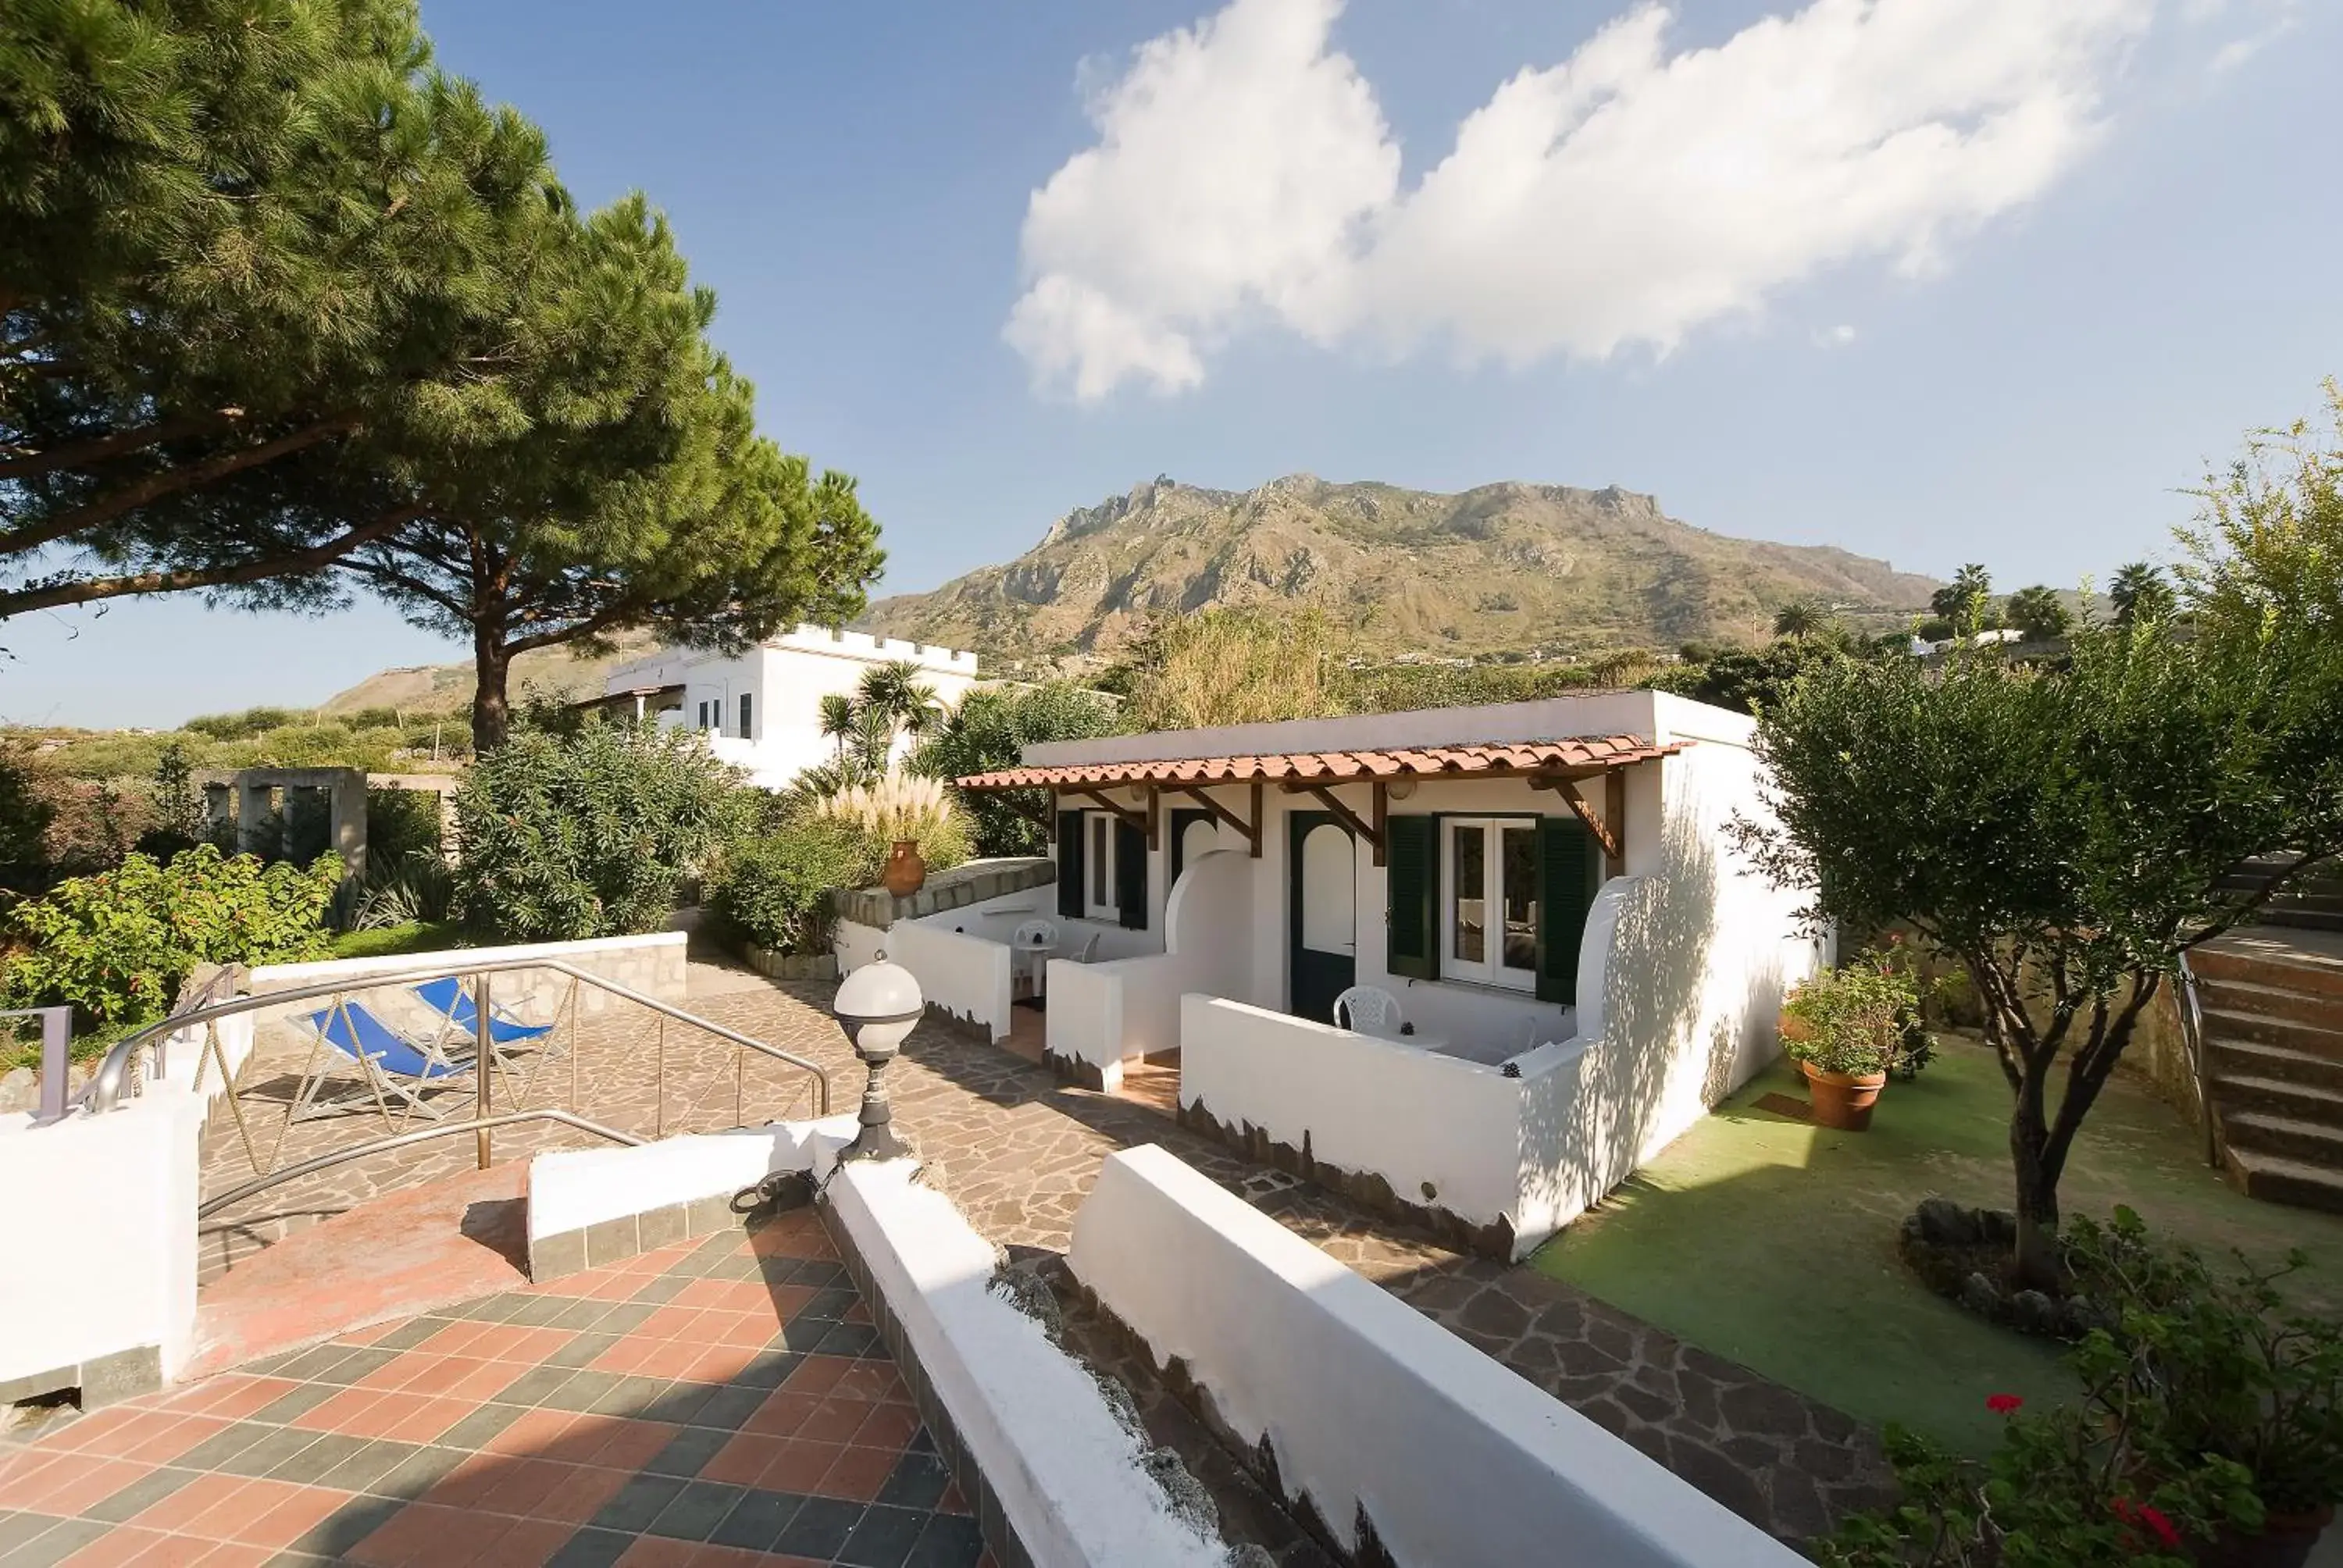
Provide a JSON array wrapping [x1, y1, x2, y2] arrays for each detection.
[[817, 693, 855, 758], [856, 661, 943, 738], [1773, 599, 1831, 640], [2110, 561, 2177, 629]]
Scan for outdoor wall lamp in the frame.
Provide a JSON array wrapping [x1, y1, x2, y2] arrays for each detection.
[[831, 954, 923, 1163], [1387, 776, 1418, 801]]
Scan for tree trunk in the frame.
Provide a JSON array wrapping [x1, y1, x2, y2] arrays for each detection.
[[472, 633, 512, 754], [2011, 1110, 2065, 1291]]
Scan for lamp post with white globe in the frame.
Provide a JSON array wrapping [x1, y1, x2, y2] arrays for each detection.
[[830, 956, 924, 1163]]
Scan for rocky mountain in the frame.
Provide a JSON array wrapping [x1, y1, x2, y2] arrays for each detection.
[[319, 633, 655, 716], [858, 476, 1941, 661]]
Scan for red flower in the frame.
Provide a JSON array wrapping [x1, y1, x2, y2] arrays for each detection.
[[1985, 1393, 2024, 1415], [2136, 1504, 2181, 1549]]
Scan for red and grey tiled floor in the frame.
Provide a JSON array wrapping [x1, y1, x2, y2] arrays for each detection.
[[0, 1208, 990, 1567]]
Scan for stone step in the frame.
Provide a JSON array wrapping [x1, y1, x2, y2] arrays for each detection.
[[2192, 943, 2343, 1001], [2202, 1007, 2343, 1057], [2220, 1109, 2343, 1166], [2208, 1038, 2343, 1095], [2210, 1071, 2343, 1123], [2195, 975, 2343, 1028], [2261, 909, 2343, 935], [2222, 1145, 2343, 1215]]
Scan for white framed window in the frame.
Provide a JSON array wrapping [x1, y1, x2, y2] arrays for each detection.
[[1440, 817, 1539, 990], [1086, 812, 1118, 920]]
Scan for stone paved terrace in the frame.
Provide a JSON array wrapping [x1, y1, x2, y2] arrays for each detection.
[[196, 953, 1893, 1544], [1, 1206, 992, 1566]]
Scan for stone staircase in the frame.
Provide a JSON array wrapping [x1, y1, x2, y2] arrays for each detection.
[[2220, 853, 2343, 933], [2199, 923, 2343, 1212]]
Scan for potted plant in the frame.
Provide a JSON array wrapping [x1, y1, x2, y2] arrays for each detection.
[[1780, 962, 1919, 1131]]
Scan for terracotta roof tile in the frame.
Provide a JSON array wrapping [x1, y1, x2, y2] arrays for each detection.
[[953, 734, 1684, 791]]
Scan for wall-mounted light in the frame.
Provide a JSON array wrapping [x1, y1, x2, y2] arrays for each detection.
[[1123, 784, 1149, 806], [1387, 776, 1418, 802]]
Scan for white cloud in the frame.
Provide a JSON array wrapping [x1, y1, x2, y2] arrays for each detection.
[[1817, 323, 1859, 347], [1007, 0, 2154, 400]]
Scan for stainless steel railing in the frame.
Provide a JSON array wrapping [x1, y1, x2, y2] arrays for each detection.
[[84, 955, 835, 1232]]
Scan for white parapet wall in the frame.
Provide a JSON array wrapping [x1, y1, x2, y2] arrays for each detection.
[[1046, 849, 1253, 1091], [1177, 994, 1592, 1258], [824, 1159, 1228, 1568], [883, 921, 1015, 1044], [1069, 1146, 1805, 1568], [248, 930, 689, 1035], [0, 1091, 201, 1402], [525, 1117, 856, 1281]]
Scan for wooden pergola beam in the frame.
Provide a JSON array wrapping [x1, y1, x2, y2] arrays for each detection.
[[1529, 772, 1623, 872], [1278, 779, 1388, 865], [1172, 784, 1262, 857], [1065, 786, 1147, 829]]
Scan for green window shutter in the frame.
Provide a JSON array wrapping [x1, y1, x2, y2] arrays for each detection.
[[1386, 814, 1437, 980], [1535, 817, 1596, 1004], [1057, 811, 1084, 920], [1115, 819, 1148, 929]]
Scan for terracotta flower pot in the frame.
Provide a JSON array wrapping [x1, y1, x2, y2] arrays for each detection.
[[882, 839, 926, 896], [2193, 1505, 2334, 1568], [1803, 1061, 1887, 1131]]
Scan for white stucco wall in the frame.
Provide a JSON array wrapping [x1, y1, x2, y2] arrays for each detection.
[[834, 918, 888, 975], [527, 1118, 855, 1245], [1179, 996, 1593, 1256], [248, 931, 689, 1033], [1046, 849, 1254, 1087], [619, 626, 979, 792], [0, 1091, 202, 1389], [826, 1160, 1227, 1568], [884, 921, 1015, 1043], [1069, 1145, 1803, 1568]]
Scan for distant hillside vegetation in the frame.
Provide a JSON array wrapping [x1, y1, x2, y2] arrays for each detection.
[[857, 476, 1941, 660]]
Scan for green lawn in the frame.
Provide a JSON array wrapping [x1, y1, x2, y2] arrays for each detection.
[[328, 921, 468, 960], [1531, 1038, 2343, 1455]]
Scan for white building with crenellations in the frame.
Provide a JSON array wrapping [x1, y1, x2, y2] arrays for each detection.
[[597, 625, 980, 789]]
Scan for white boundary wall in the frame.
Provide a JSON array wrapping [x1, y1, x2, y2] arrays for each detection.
[[883, 922, 1015, 1044], [1069, 1146, 1805, 1568], [1047, 849, 1252, 1090], [826, 1160, 1225, 1568], [1178, 995, 1592, 1256], [0, 1092, 201, 1392], [248, 930, 688, 1032], [527, 1118, 855, 1248]]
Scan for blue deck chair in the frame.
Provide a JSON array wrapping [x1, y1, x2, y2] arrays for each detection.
[[288, 1000, 476, 1127], [411, 977, 556, 1049]]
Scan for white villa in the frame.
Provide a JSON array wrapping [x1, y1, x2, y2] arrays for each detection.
[[596, 625, 981, 789], [844, 689, 1824, 1260]]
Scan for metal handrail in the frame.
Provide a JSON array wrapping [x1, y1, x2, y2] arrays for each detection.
[[85, 954, 833, 1117], [2177, 950, 2219, 1169], [196, 1108, 644, 1218]]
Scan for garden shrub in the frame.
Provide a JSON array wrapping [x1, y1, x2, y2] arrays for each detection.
[[707, 816, 879, 957], [451, 722, 754, 942], [0, 846, 341, 1030]]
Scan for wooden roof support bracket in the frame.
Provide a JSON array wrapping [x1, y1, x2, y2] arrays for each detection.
[[1065, 786, 1148, 830], [1531, 771, 1623, 872], [1172, 783, 1262, 857], [1280, 779, 1387, 866]]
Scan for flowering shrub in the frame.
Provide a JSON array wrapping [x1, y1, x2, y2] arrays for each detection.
[[0, 846, 340, 1030], [1780, 962, 1921, 1078], [706, 817, 879, 957]]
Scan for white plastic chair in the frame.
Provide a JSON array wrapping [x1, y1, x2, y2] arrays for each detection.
[[1069, 932, 1102, 963], [1333, 985, 1406, 1039], [1010, 919, 1061, 951]]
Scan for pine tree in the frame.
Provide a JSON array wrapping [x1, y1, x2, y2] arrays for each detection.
[[1, 0, 556, 614], [337, 197, 883, 752]]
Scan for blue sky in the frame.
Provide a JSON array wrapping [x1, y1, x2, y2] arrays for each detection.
[[11, 0, 2337, 729]]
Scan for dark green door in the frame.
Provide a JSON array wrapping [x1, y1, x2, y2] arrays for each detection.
[[1288, 811, 1356, 1025]]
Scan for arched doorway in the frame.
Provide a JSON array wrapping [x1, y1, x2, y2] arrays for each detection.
[[1288, 811, 1356, 1024]]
